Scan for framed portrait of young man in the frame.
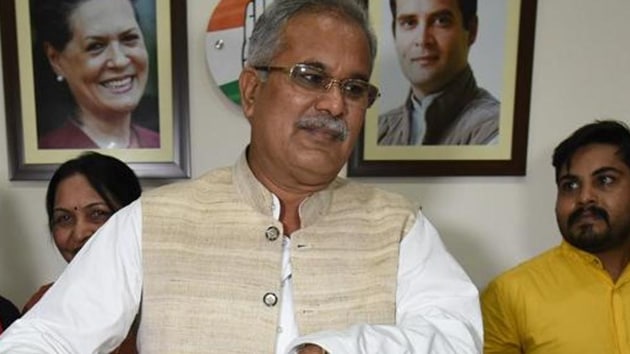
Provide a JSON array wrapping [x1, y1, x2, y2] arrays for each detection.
[[348, 0, 537, 176]]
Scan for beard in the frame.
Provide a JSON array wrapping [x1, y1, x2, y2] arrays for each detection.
[[561, 205, 629, 253]]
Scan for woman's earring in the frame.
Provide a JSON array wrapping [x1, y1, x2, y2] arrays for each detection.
[[56, 75, 64, 82]]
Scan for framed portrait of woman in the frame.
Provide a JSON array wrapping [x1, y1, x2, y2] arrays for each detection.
[[0, 0, 189, 179]]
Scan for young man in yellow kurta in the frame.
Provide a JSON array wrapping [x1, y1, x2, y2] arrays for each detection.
[[482, 120, 630, 354]]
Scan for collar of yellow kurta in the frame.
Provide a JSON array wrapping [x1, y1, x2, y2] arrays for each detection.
[[559, 240, 630, 285], [560, 241, 602, 267]]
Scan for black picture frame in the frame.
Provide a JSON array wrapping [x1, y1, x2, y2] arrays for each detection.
[[348, 1, 537, 177], [0, 0, 190, 180]]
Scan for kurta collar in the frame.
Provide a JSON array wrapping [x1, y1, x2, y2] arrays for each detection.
[[560, 241, 630, 285], [232, 148, 335, 227], [400, 65, 478, 144], [560, 241, 602, 268]]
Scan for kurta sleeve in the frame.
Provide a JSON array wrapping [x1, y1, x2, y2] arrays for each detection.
[[481, 278, 522, 354], [0, 200, 144, 353], [287, 211, 482, 353]]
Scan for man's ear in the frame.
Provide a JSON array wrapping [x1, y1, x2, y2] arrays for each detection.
[[467, 15, 479, 46], [239, 67, 261, 121]]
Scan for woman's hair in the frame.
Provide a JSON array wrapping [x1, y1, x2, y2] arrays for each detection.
[[45, 151, 142, 231], [30, 0, 139, 51], [246, 0, 376, 68]]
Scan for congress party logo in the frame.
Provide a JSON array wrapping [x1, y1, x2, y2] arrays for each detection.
[[205, 0, 274, 106]]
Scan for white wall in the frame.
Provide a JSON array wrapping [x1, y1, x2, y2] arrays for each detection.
[[2, 0, 630, 308]]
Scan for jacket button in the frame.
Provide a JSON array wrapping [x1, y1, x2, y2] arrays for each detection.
[[265, 226, 280, 241], [263, 292, 278, 307]]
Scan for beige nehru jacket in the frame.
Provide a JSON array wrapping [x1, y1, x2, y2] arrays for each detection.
[[140, 153, 418, 353]]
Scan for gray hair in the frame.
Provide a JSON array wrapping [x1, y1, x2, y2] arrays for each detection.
[[246, 0, 377, 69]]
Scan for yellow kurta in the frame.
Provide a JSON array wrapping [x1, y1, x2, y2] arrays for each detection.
[[482, 241, 630, 354]]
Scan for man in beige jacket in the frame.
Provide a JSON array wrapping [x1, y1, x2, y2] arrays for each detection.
[[0, 0, 481, 353]]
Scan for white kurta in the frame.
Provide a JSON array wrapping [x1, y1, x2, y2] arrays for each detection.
[[0, 198, 482, 353]]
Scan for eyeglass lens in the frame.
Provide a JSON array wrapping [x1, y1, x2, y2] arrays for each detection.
[[290, 64, 378, 108]]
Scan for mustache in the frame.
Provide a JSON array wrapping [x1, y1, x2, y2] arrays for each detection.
[[568, 205, 609, 226], [296, 115, 348, 142]]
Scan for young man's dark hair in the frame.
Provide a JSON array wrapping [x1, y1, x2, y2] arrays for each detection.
[[388, 0, 478, 33], [552, 120, 630, 182]]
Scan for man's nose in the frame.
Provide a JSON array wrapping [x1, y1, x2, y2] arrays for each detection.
[[315, 81, 347, 117], [577, 184, 597, 205], [415, 22, 434, 46]]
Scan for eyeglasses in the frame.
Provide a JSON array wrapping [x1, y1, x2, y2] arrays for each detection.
[[254, 63, 380, 108]]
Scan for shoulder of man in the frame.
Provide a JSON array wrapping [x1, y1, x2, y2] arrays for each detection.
[[378, 104, 406, 126], [332, 177, 419, 214], [468, 87, 500, 112], [332, 177, 419, 237], [377, 103, 411, 145], [143, 166, 232, 199], [483, 245, 563, 296]]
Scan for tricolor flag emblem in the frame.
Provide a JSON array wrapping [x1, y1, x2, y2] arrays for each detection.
[[205, 0, 273, 105]]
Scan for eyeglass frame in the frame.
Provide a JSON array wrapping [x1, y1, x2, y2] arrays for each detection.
[[253, 63, 380, 108]]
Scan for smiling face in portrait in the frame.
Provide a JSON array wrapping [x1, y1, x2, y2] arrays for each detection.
[[51, 173, 115, 262], [47, 0, 148, 120], [393, 0, 476, 97], [555, 143, 630, 254], [240, 11, 372, 191]]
